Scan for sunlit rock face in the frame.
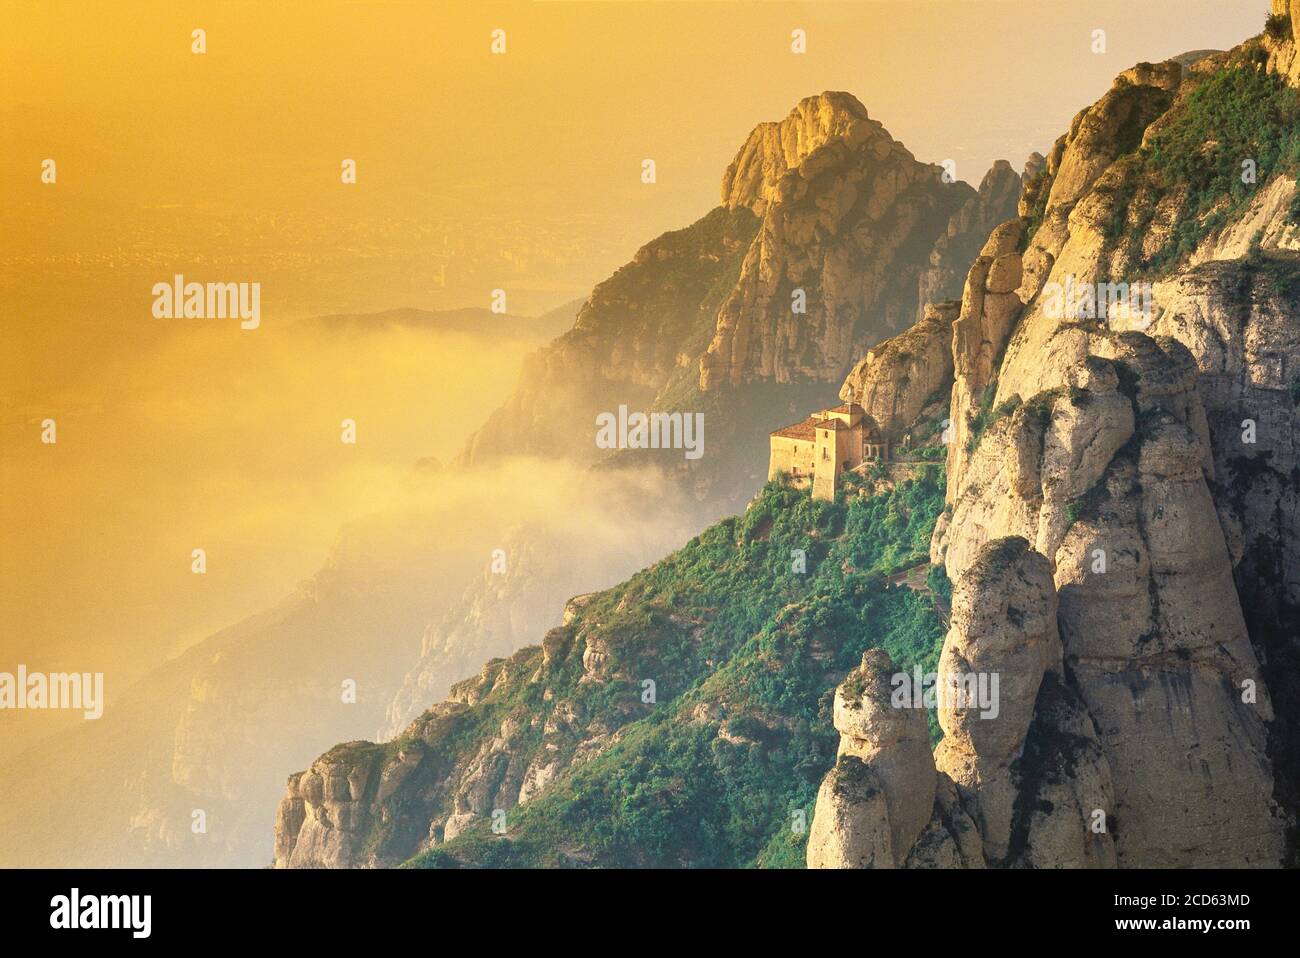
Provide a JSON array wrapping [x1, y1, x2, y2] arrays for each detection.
[[702, 92, 1007, 391]]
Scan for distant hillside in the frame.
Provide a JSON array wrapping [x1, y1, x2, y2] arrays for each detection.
[[273, 470, 950, 868]]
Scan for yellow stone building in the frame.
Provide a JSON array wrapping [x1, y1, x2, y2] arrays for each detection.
[[767, 401, 887, 501]]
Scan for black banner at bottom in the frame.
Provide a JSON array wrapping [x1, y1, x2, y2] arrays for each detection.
[[0, 867, 1290, 944]]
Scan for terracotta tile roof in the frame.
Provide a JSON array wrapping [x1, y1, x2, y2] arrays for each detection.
[[827, 402, 861, 414], [812, 418, 846, 430], [770, 417, 818, 440]]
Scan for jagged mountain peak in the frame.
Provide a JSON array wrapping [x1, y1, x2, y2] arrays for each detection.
[[720, 90, 899, 215], [460, 88, 1019, 502], [703, 92, 999, 391]]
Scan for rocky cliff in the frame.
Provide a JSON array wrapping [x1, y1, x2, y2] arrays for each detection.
[[461, 92, 1018, 511], [274, 25, 1300, 871], [811, 32, 1300, 868], [838, 300, 958, 443], [700, 92, 1003, 390]]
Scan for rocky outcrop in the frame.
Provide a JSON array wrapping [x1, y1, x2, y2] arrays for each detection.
[[275, 607, 650, 868], [831, 648, 937, 862], [816, 503, 1284, 870], [822, 79, 1300, 859], [932, 539, 1061, 861], [942, 218, 1027, 503], [1147, 238, 1300, 847], [810, 540, 1111, 869], [924, 320, 1287, 866], [701, 93, 977, 391], [273, 743, 388, 869], [1189, 175, 1300, 264], [837, 301, 958, 441], [917, 160, 1025, 319], [721, 92, 882, 216], [925, 48, 1300, 867], [808, 648, 980, 870], [460, 93, 1015, 513], [1265, 1, 1300, 87], [806, 757, 895, 868]]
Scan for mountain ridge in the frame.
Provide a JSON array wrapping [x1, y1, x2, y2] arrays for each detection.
[[459, 90, 1021, 513], [276, 20, 1300, 868]]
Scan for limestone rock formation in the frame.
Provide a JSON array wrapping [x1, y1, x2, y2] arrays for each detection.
[[933, 538, 1061, 861], [806, 757, 894, 869], [808, 647, 981, 870], [721, 91, 881, 216], [903, 773, 986, 869], [838, 301, 958, 442], [832, 648, 937, 862], [917, 159, 1025, 318], [1146, 244, 1300, 838], [273, 744, 387, 869], [1265, 0, 1300, 87], [457, 203, 760, 483], [815, 65, 1300, 856], [1007, 673, 1117, 869], [274, 609, 646, 868], [457, 91, 1016, 513], [942, 218, 1028, 503], [809, 541, 1108, 869], [926, 45, 1300, 865], [701, 93, 977, 390]]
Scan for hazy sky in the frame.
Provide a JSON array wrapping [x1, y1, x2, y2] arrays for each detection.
[[0, 0, 1272, 731], [1, 1, 1269, 329]]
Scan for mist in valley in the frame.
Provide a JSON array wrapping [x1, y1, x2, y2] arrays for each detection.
[[0, 299, 703, 867]]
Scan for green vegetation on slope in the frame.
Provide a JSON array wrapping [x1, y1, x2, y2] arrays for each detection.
[[403, 471, 949, 868], [1111, 58, 1300, 273]]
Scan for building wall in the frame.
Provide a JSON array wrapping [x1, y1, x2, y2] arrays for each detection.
[[770, 412, 874, 501], [812, 427, 842, 501], [767, 436, 816, 484], [842, 423, 865, 472]]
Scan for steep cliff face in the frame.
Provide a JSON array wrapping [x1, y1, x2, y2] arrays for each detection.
[[700, 92, 976, 390], [1149, 241, 1300, 848], [811, 39, 1300, 869], [837, 301, 958, 444], [1266, 0, 1300, 86], [941, 218, 1027, 497], [921, 335, 1285, 867], [917, 160, 1027, 324], [461, 92, 1017, 511], [458, 205, 760, 474]]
